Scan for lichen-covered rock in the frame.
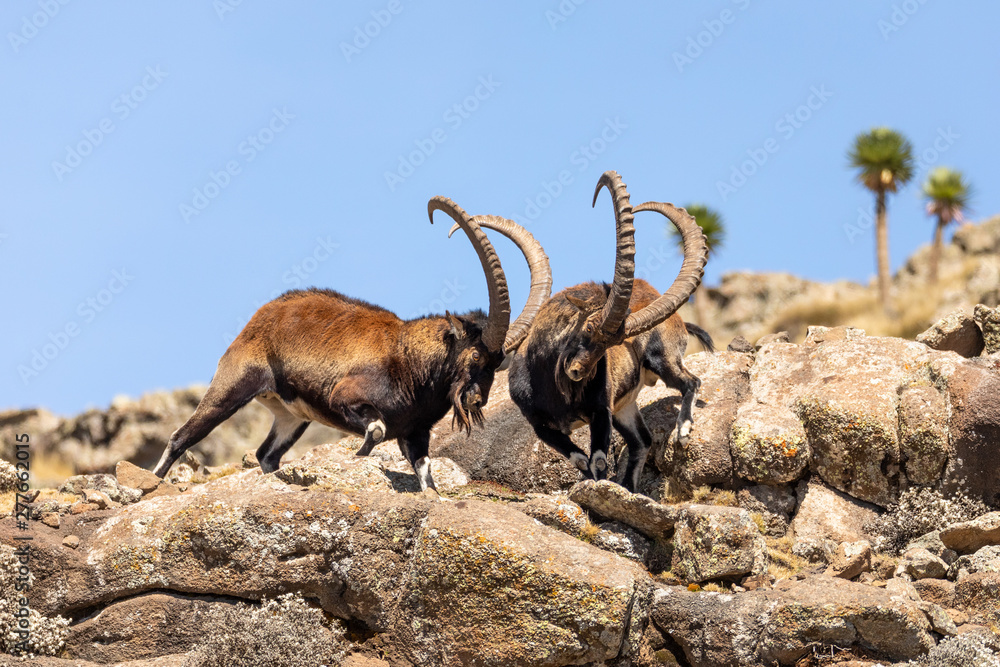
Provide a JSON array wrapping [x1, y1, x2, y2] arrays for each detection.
[[2, 467, 654, 667], [651, 576, 935, 667], [913, 578, 956, 608], [826, 540, 872, 580], [949, 545, 1000, 581], [568, 480, 679, 539], [896, 548, 949, 580], [671, 504, 766, 583], [737, 484, 797, 537], [906, 530, 958, 566], [0, 460, 18, 493], [790, 481, 880, 547], [65, 592, 239, 663], [394, 500, 653, 666], [975, 304, 1000, 354], [730, 407, 809, 484], [898, 382, 951, 485], [955, 572, 1000, 630], [940, 512, 1000, 555], [58, 473, 142, 505], [660, 351, 750, 487], [916, 306, 985, 357]]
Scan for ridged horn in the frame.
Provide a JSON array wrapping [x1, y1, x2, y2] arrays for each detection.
[[592, 171, 636, 339], [450, 215, 552, 354], [428, 197, 511, 353], [623, 201, 708, 337]]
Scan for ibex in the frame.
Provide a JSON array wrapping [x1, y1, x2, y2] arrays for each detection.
[[152, 197, 551, 491], [502, 171, 712, 492]]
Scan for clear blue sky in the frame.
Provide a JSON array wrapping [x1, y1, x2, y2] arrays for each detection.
[[3, 1, 998, 414]]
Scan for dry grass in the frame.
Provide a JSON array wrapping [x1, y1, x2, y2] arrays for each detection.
[[579, 519, 601, 543], [0, 492, 14, 516], [750, 512, 767, 534], [689, 486, 739, 507], [203, 464, 241, 482], [766, 535, 807, 581]]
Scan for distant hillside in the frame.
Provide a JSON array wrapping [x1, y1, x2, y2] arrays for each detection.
[[680, 214, 1000, 345]]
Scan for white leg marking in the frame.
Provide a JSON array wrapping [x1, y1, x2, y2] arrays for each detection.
[[569, 452, 589, 472], [367, 419, 386, 442], [590, 450, 608, 480], [414, 456, 435, 492]]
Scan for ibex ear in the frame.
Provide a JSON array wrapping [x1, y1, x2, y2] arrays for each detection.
[[565, 294, 593, 311], [445, 311, 466, 340]]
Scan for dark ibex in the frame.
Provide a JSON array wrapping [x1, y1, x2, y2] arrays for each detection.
[[152, 197, 551, 491], [503, 171, 712, 492]]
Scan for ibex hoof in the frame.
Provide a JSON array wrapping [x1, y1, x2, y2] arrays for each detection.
[[367, 419, 386, 443], [590, 452, 608, 480], [569, 452, 590, 473]]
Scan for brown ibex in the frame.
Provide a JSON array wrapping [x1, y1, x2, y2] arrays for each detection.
[[152, 197, 551, 491], [503, 171, 712, 492]]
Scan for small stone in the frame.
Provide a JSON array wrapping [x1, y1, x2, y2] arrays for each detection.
[[754, 331, 789, 350], [918, 601, 959, 636], [70, 502, 100, 515], [885, 576, 921, 602], [40, 512, 60, 529], [916, 306, 984, 357], [115, 460, 161, 494], [897, 547, 949, 580], [62, 535, 80, 549], [727, 335, 753, 353], [82, 488, 117, 510], [826, 540, 872, 580], [242, 450, 260, 469]]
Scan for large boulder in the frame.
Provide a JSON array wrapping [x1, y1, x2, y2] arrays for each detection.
[[651, 576, 935, 666], [790, 481, 880, 547], [671, 505, 767, 583], [656, 350, 751, 487], [2, 461, 653, 666], [940, 512, 1000, 555]]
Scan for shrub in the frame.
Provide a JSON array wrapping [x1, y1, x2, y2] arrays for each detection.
[[185, 592, 348, 667], [865, 486, 990, 555]]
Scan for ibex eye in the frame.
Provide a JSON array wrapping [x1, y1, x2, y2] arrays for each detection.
[[472, 350, 481, 362]]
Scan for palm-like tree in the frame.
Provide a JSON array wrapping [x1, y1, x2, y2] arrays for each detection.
[[849, 127, 914, 312], [922, 166, 972, 284], [669, 204, 725, 327]]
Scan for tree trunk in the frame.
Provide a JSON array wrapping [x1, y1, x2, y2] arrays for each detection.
[[875, 190, 891, 313], [693, 283, 709, 328], [929, 216, 944, 284]]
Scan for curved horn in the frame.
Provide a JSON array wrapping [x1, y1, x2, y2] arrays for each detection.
[[623, 202, 708, 337], [592, 171, 636, 339], [450, 216, 552, 354], [428, 197, 511, 353]]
